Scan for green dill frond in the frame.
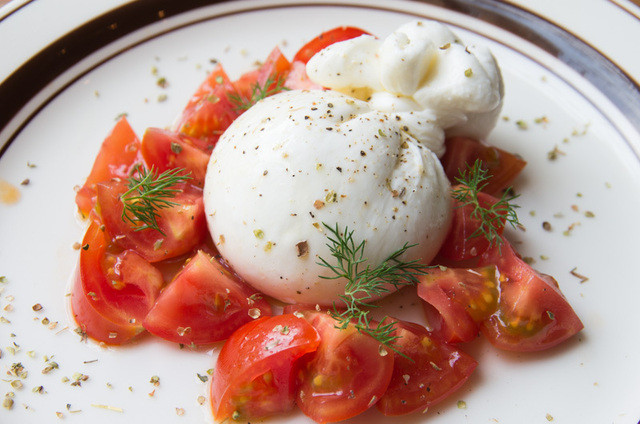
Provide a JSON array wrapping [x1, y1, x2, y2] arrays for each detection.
[[228, 74, 289, 111], [452, 159, 521, 250], [120, 166, 191, 235], [317, 223, 429, 352]]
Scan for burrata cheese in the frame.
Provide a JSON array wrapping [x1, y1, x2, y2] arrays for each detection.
[[203, 89, 451, 305], [307, 20, 504, 156]]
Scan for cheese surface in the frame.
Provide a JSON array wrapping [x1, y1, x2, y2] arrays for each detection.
[[307, 20, 504, 156], [203, 89, 451, 305]]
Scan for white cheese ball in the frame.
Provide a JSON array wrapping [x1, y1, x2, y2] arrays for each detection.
[[307, 20, 504, 149], [204, 90, 451, 305]]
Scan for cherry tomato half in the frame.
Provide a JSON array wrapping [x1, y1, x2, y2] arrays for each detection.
[[418, 266, 499, 344], [96, 179, 206, 263], [478, 237, 584, 351], [440, 136, 526, 196], [296, 311, 394, 423], [211, 314, 321, 421], [142, 250, 272, 345], [71, 221, 163, 344], [377, 319, 477, 416]]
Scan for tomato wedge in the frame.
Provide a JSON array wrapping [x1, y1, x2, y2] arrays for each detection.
[[142, 251, 272, 345], [71, 221, 163, 344], [440, 137, 527, 196], [293, 26, 370, 64], [75, 117, 143, 216], [438, 187, 508, 262], [296, 311, 394, 423], [421, 237, 583, 351], [211, 314, 321, 421], [175, 65, 240, 144], [377, 319, 477, 416], [477, 237, 584, 351], [417, 266, 499, 343], [233, 47, 292, 104], [96, 179, 206, 263], [140, 127, 210, 188]]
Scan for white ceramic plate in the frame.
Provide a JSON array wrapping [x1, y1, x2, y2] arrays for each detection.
[[1, 1, 639, 423]]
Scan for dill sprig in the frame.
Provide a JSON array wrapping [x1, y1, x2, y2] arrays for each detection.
[[317, 223, 429, 350], [228, 74, 289, 111], [452, 159, 521, 250], [120, 166, 191, 235]]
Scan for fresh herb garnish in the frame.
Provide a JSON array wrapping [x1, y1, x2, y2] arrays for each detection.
[[317, 223, 429, 350], [228, 74, 289, 111], [120, 166, 191, 235], [452, 159, 521, 250]]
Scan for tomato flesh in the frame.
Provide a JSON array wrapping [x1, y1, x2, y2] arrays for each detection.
[[418, 266, 499, 343], [175, 65, 240, 144], [438, 187, 508, 262], [140, 127, 210, 187], [440, 136, 527, 196], [96, 179, 206, 263], [377, 319, 477, 416], [477, 238, 584, 351], [71, 221, 163, 344], [296, 311, 394, 423], [421, 237, 583, 351], [211, 314, 321, 421], [143, 250, 272, 345]]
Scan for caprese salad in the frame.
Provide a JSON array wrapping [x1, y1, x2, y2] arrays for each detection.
[[70, 21, 583, 424]]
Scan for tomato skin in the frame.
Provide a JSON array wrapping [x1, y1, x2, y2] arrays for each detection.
[[440, 137, 527, 197], [418, 266, 499, 344], [175, 65, 240, 144], [377, 319, 477, 416], [293, 26, 370, 64], [75, 117, 143, 216], [477, 238, 584, 352], [211, 314, 321, 421], [142, 250, 272, 345], [71, 221, 163, 345], [96, 179, 206, 263], [140, 127, 210, 187], [296, 311, 394, 424], [438, 187, 507, 262]]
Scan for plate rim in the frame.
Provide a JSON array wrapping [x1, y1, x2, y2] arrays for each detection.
[[1, 0, 639, 161]]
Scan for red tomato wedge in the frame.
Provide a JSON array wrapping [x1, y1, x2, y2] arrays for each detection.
[[211, 314, 321, 421], [296, 311, 394, 424], [440, 137, 527, 196], [140, 127, 210, 187], [233, 47, 292, 104], [142, 251, 272, 345], [175, 65, 240, 144], [95, 179, 206, 263], [71, 221, 163, 344], [75, 117, 143, 216], [417, 266, 499, 344], [293, 26, 370, 64], [420, 238, 583, 351], [477, 237, 584, 351], [438, 187, 508, 262], [377, 319, 477, 416]]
